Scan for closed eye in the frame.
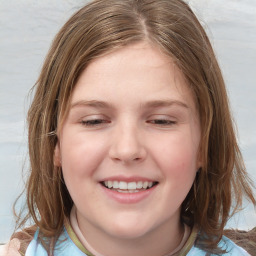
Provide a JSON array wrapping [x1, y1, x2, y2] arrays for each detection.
[[146, 119, 176, 126], [80, 119, 110, 127]]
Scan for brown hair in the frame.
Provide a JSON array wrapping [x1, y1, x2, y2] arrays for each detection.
[[14, 0, 255, 253]]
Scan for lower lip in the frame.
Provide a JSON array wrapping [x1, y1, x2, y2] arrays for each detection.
[[101, 185, 157, 204]]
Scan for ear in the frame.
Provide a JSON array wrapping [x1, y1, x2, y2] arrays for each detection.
[[197, 158, 202, 170], [196, 147, 203, 170], [54, 143, 61, 167]]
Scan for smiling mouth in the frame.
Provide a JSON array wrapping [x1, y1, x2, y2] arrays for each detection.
[[100, 181, 158, 193]]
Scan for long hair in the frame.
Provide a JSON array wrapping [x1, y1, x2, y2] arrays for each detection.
[[14, 0, 255, 253]]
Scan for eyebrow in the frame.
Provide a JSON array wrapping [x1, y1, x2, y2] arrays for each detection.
[[71, 100, 114, 109], [70, 99, 189, 110], [142, 99, 189, 109]]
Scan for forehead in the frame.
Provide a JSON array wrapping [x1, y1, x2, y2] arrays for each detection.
[[71, 42, 196, 110]]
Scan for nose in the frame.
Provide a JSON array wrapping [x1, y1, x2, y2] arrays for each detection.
[[108, 123, 147, 164]]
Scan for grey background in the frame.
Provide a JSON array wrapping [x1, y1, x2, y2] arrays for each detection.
[[0, 0, 255, 243]]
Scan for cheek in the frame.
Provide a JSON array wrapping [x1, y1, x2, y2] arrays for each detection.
[[60, 131, 108, 177], [60, 133, 106, 204], [153, 133, 199, 178]]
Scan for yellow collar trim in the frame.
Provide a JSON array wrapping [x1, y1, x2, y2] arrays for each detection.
[[174, 225, 198, 256], [64, 218, 197, 256], [64, 218, 95, 256]]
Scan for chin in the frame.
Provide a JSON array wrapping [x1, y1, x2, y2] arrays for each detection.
[[104, 218, 153, 240]]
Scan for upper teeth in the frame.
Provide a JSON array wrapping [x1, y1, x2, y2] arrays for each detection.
[[104, 181, 154, 190]]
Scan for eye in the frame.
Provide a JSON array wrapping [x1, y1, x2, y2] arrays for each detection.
[[146, 115, 177, 127], [80, 118, 110, 127], [147, 119, 176, 125]]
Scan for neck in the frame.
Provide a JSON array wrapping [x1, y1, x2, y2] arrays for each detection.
[[74, 209, 184, 256]]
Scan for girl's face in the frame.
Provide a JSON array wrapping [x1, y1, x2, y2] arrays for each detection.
[[55, 42, 201, 250]]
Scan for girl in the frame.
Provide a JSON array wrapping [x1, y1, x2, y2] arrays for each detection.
[[5, 0, 256, 255]]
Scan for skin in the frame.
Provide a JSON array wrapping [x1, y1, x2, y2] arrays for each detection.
[[55, 41, 201, 256]]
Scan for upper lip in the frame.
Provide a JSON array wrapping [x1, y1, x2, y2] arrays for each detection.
[[100, 175, 157, 183]]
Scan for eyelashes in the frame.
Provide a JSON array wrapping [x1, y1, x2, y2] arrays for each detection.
[[80, 119, 110, 127], [146, 119, 177, 126], [79, 117, 177, 128]]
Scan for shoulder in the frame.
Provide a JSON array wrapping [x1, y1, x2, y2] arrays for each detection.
[[0, 239, 22, 256], [0, 226, 37, 256], [187, 236, 250, 256], [25, 227, 87, 256], [218, 236, 251, 255]]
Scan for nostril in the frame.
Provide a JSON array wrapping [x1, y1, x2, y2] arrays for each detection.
[[108, 142, 147, 163]]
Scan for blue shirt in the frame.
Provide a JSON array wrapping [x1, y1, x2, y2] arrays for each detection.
[[25, 226, 250, 256]]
